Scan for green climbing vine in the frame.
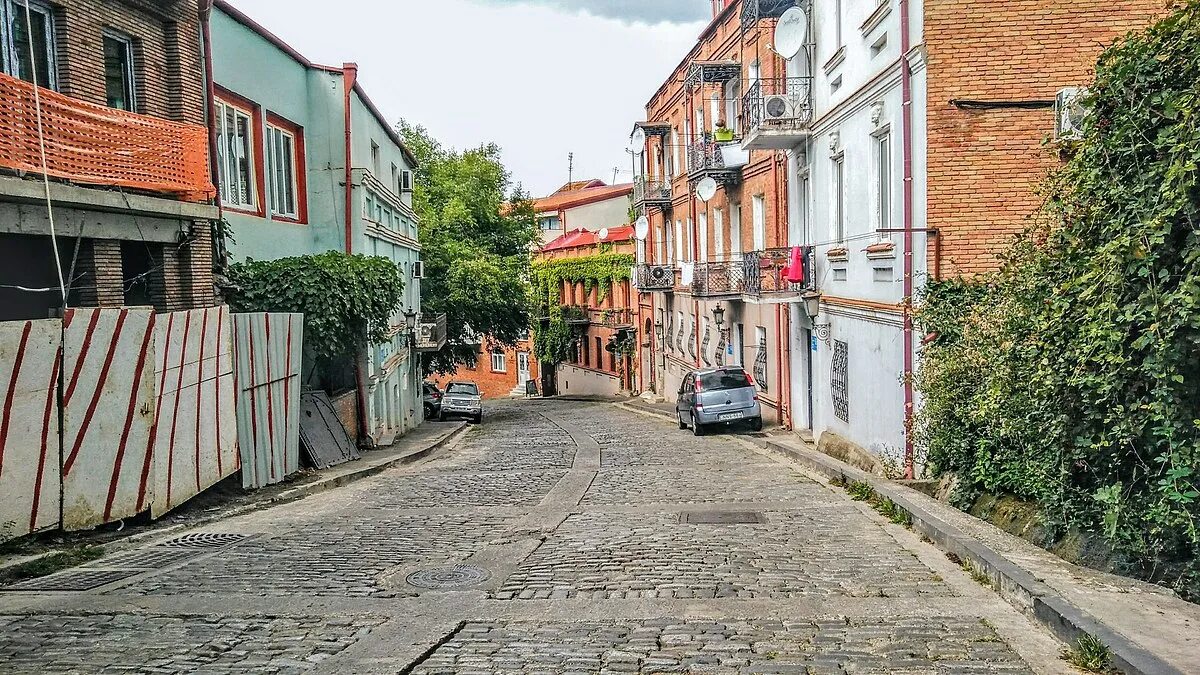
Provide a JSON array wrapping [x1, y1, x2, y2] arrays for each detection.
[[530, 252, 634, 364], [914, 1, 1200, 601]]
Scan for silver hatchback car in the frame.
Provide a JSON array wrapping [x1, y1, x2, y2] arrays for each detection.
[[676, 366, 763, 435]]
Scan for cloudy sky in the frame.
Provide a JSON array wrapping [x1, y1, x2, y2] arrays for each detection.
[[228, 0, 710, 196]]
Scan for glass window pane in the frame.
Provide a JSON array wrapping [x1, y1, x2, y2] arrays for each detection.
[[283, 134, 295, 216], [103, 35, 133, 110], [10, 4, 54, 89]]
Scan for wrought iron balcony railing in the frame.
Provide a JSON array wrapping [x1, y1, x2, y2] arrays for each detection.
[[588, 307, 635, 328], [741, 0, 802, 29], [692, 259, 748, 297], [742, 77, 814, 149], [691, 247, 814, 298], [632, 177, 672, 207], [687, 140, 748, 180], [633, 264, 676, 292], [416, 313, 448, 352]]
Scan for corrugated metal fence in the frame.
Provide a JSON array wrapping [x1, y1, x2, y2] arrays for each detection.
[[0, 308, 300, 543]]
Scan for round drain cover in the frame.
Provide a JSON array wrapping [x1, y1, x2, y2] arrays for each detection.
[[405, 565, 490, 589]]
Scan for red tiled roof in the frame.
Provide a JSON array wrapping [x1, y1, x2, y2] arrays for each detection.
[[541, 225, 635, 252], [554, 179, 607, 194], [532, 183, 634, 214]]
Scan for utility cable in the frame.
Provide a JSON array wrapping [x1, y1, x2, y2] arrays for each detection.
[[24, 1, 67, 308]]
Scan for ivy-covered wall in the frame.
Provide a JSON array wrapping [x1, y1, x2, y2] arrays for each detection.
[[531, 252, 634, 365]]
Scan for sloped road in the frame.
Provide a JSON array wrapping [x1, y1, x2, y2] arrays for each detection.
[[0, 400, 1070, 673]]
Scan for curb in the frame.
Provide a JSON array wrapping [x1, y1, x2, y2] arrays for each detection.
[[1, 422, 471, 577], [616, 401, 675, 422], [757, 437, 1180, 675]]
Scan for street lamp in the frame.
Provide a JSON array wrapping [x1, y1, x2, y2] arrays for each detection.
[[403, 310, 418, 333], [801, 292, 821, 321], [711, 303, 726, 330]]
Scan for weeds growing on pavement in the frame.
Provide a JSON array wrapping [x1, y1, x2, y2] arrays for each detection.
[[0, 546, 104, 586], [1062, 633, 1112, 673], [847, 481, 876, 501]]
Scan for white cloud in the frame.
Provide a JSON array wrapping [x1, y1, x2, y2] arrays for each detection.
[[222, 0, 703, 197]]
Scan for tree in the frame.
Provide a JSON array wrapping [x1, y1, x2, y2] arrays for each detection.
[[397, 122, 538, 374]]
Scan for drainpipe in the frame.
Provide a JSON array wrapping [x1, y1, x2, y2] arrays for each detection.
[[900, 0, 916, 478], [341, 62, 371, 445]]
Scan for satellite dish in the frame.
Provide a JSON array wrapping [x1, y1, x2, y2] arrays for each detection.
[[599, 227, 610, 240], [696, 177, 718, 202], [774, 7, 808, 60], [635, 216, 650, 240], [629, 127, 647, 153]]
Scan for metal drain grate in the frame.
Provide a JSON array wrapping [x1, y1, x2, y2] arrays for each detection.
[[83, 548, 202, 570], [681, 511, 768, 525], [158, 532, 248, 549], [406, 565, 490, 589], [4, 569, 141, 592]]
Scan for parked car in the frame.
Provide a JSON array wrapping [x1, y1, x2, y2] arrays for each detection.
[[439, 381, 483, 424], [676, 366, 763, 436], [422, 381, 443, 419]]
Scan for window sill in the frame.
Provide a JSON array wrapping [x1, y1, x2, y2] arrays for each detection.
[[860, 2, 892, 36], [271, 214, 307, 225], [224, 204, 264, 218], [823, 47, 847, 75], [864, 241, 896, 260]]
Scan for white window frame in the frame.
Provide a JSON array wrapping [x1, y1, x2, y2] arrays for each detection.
[[0, 0, 57, 90], [101, 29, 135, 111], [833, 154, 846, 242], [752, 194, 766, 252], [874, 130, 892, 238], [265, 122, 299, 219], [698, 209, 709, 262], [674, 219, 684, 263], [730, 203, 742, 256], [490, 351, 507, 373], [713, 207, 725, 260], [215, 97, 257, 211]]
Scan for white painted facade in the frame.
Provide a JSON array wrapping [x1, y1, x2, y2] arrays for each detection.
[[784, 0, 929, 467]]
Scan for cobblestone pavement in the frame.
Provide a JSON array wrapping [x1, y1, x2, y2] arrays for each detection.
[[0, 400, 1070, 673]]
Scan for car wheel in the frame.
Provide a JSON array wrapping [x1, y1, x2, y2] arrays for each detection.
[[473, 414, 482, 424], [750, 417, 763, 432], [678, 412, 687, 429], [424, 403, 435, 419], [692, 415, 705, 436]]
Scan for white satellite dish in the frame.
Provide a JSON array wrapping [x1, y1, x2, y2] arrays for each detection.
[[634, 216, 650, 241], [774, 7, 808, 60], [629, 127, 647, 153], [696, 177, 718, 202], [599, 227, 610, 240]]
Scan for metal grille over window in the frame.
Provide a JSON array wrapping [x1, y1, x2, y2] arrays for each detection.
[[715, 332, 727, 366], [832, 340, 849, 422], [676, 320, 686, 354], [753, 336, 768, 392], [701, 325, 712, 366], [687, 321, 697, 359]]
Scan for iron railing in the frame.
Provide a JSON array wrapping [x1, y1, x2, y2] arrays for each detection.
[[743, 77, 814, 139], [633, 264, 676, 291], [692, 259, 748, 297], [632, 177, 672, 206], [416, 313, 447, 352], [741, 0, 802, 29], [588, 307, 635, 328], [691, 247, 814, 298]]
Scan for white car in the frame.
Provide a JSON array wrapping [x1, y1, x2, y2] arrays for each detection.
[[439, 381, 483, 424]]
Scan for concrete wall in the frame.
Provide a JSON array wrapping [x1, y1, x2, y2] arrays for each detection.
[[557, 364, 621, 397], [563, 197, 631, 232]]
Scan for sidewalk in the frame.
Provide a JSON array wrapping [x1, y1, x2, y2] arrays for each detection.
[[756, 434, 1198, 675], [0, 420, 470, 575]]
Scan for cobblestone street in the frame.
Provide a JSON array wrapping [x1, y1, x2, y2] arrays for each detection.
[[0, 400, 1071, 674]]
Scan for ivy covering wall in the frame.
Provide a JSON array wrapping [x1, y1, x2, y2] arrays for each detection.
[[914, 1, 1200, 600], [530, 252, 634, 364]]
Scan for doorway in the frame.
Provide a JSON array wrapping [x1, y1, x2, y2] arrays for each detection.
[[517, 351, 531, 388]]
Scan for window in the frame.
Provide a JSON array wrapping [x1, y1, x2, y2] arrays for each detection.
[[685, 217, 693, 262], [669, 128, 678, 178], [400, 170, 413, 193], [1, 0, 56, 89], [698, 210, 708, 262], [875, 132, 892, 233], [709, 93, 720, 131], [391, 163, 399, 194], [266, 122, 299, 219], [595, 337, 603, 369], [370, 141, 380, 176], [215, 97, 257, 211], [683, 119, 691, 169], [673, 219, 683, 263], [730, 203, 742, 256], [490, 351, 506, 373], [102, 31, 135, 111], [752, 195, 766, 251], [656, 224, 665, 263], [713, 207, 724, 260], [833, 155, 846, 242], [725, 79, 740, 133], [539, 215, 560, 231]]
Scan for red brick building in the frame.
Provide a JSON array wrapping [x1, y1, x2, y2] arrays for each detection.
[[0, 0, 219, 321]]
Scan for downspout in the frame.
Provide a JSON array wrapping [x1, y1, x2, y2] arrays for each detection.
[[341, 62, 371, 445], [900, 0, 916, 478], [773, 152, 789, 428]]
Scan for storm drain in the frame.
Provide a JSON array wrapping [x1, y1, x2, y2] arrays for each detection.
[[158, 532, 249, 549], [406, 565, 491, 589], [3, 569, 142, 592], [82, 548, 202, 570], [680, 511, 768, 525]]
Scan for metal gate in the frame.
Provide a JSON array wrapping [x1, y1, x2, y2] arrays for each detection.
[[233, 313, 302, 489]]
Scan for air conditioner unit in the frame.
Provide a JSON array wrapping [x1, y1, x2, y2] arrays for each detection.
[[648, 265, 673, 285], [412, 260, 424, 279], [1055, 87, 1088, 142], [762, 93, 799, 121]]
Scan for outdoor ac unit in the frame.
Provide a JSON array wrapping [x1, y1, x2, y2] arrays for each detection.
[[412, 260, 424, 279], [1055, 87, 1088, 142], [762, 93, 799, 120], [648, 265, 673, 285]]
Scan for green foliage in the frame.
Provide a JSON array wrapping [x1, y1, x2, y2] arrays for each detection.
[[915, 2, 1200, 599], [226, 252, 404, 364], [530, 253, 635, 365], [397, 121, 537, 374], [847, 481, 877, 502], [1063, 634, 1113, 673]]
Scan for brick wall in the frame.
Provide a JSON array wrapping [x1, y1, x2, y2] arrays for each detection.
[[925, 0, 1162, 276], [53, 0, 206, 124], [432, 341, 538, 401]]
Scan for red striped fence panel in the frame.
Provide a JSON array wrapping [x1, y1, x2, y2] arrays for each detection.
[[150, 307, 239, 517], [60, 308, 157, 531], [232, 313, 302, 489], [0, 319, 62, 543]]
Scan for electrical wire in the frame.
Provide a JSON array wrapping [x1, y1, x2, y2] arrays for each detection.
[[23, 1, 67, 308]]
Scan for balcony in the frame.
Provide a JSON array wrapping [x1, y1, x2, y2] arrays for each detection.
[[685, 60, 743, 89], [632, 177, 672, 210], [691, 247, 814, 301], [416, 313, 448, 352], [0, 73, 213, 202], [633, 264, 676, 292], [588, 307, 635, 329], [742, 77, 814, 151], [687, 140, 748, 186], [741, 0, 803, 30]]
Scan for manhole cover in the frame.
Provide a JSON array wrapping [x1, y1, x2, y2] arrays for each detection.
[[4, 569, 141, 592], [83, 548, 200, 569], [158, 533, 248, 549], [406, 565, 490, 589], [681, 511, 768, 525]]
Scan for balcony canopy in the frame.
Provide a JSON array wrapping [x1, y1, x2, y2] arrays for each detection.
[[686, 61, 742, 89]]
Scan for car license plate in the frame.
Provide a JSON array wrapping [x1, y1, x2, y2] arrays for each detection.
[[718, 412, 744, 422]]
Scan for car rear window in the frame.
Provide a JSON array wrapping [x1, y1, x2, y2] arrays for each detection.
[[699, 370, 752, 391], [446, 383, 479, 396]]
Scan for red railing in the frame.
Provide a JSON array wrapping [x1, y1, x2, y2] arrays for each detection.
[[0, 73, 214, 201]]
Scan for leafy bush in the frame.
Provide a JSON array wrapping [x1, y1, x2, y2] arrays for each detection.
[[915, 2, 1200, 599]]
